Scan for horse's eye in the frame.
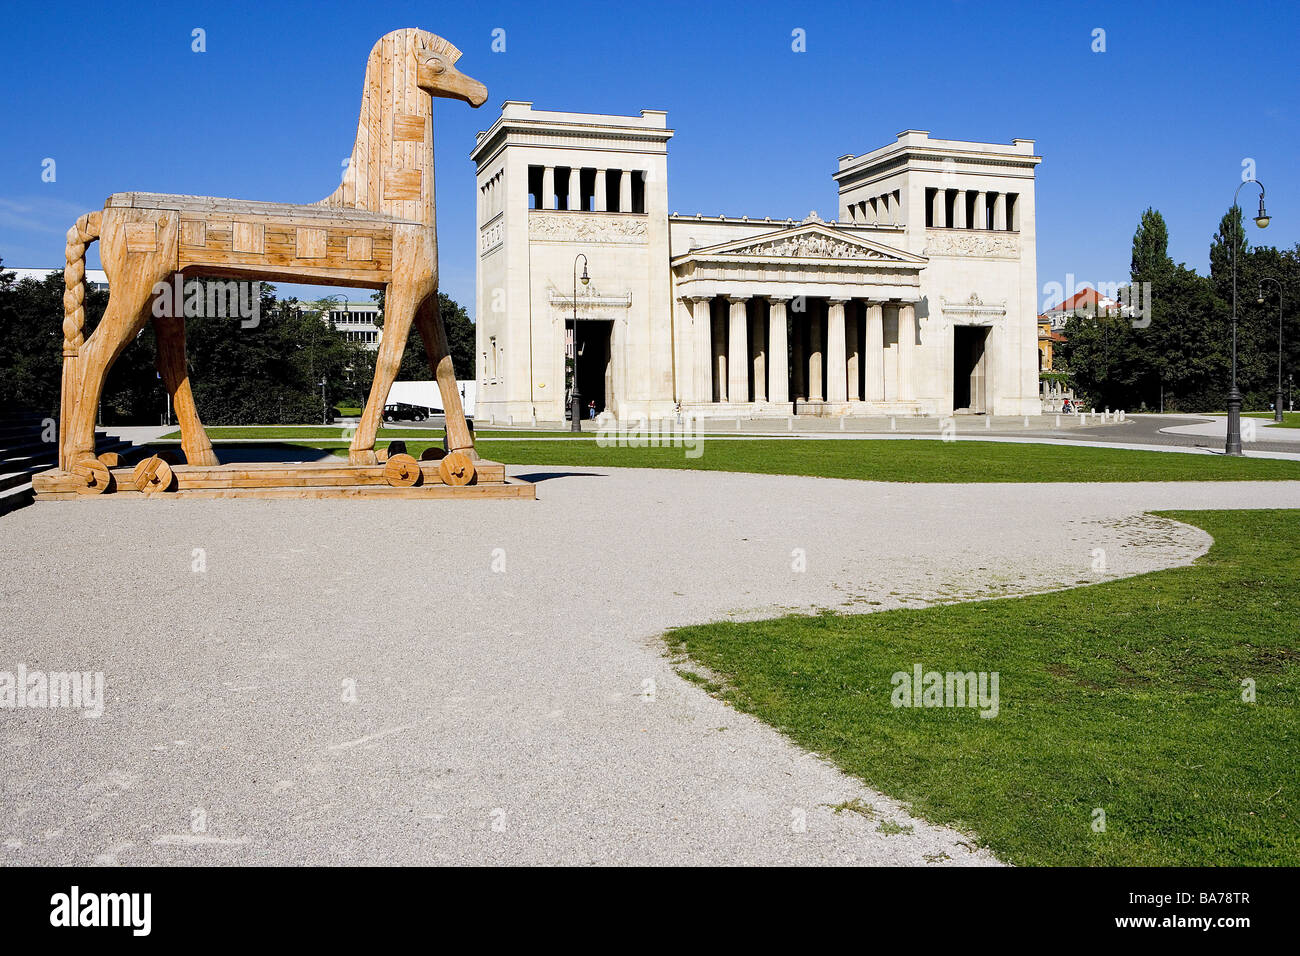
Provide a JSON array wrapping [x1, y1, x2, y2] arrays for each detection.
[[425, 56, 445, 74]]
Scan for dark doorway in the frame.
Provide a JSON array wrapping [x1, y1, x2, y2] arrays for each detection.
[[570, 319, 613, 419], [953, 325, 989, 413]]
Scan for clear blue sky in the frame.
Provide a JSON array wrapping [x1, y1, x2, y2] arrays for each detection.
[[2, 0, 1295, 313]]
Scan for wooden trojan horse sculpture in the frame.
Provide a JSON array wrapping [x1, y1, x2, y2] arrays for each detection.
[[57, 28, 488, 492]]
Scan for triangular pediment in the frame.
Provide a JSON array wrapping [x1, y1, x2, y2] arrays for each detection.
[[675, 219, 927, 267]]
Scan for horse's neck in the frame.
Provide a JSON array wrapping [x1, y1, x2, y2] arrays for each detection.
[[319, 38, 434, 225]]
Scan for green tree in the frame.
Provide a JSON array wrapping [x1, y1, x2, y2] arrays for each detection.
[[0, 263, 154, 420], [1130, 207, 1174, 287], [1209, 204, 1248, 298], [370, 289, 476, 380], [185, 285, 368, 424]]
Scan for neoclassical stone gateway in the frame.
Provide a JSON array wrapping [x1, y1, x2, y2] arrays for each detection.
[[472, 102, 1042, 422]]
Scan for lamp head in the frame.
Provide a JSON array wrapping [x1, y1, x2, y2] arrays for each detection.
[[1255, 194, 1270, 229], [580, 265, 590, 286]]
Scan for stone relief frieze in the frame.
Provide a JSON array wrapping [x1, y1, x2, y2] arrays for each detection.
[[730, 234, 895, 260], [924, 231, 1019, 258], [529, 212, 649, 242]]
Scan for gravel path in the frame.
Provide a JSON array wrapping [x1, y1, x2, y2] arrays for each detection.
[[1, 469, 1297, 866]]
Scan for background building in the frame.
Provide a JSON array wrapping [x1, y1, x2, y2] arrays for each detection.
[[321, 300, 382, 349], [7, 267, 109, 292], [472, 103, 1043, 422]]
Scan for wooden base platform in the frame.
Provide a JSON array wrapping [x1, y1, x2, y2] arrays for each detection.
[[31, 458, 536, 501]]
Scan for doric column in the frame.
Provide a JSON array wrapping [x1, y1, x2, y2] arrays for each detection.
[[864, 302, 884, 401], [846, 302, 860, 401], [751, 300, 767, 403], [691, 296, 712, 403], [619, 170, 633, 213], [931, 189, 945, 228], [826, 298, 848, 403], [712, 299, 727, 402], [568, 167, 580, 211], [898, 302, 917, 400], [767, 297, 789, 404], [974, 192, 987, 230], [595, 170, 607, 212], [992, 192, 1006, 231], [808, 303, 824, 402], [953, 191, 967, 229], [542, 167, 555, 210], [728, 296, 749, 403]]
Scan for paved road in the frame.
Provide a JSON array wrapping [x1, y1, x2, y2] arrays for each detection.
[[3, 470, 1297, 865]]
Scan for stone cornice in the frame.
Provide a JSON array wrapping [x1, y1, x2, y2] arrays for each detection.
[[472, 121, 673, 168], [940, 292, 1008, 319], [672, 219, 926, 269], [548, 290, 633, 309]]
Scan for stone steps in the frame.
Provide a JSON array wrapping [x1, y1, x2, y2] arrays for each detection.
[[0, 413, 134, 516]]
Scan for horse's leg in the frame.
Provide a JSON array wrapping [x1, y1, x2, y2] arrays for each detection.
[[414, 294, 476, 459], [66, 210, 178, 465], [352, 231, 429, 464], [153, 290, 218, 466], [350, 277, 419, 463]]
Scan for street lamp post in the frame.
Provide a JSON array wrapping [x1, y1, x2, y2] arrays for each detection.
[[320, 378, 328, 425], [1257, 277, 1284, 423], [571, 254, 589, 432], [1225, 180, 1271, 455]]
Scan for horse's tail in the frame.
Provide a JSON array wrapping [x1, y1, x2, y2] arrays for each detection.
[[59, 211, 100, 469], [63, 211, 101, 355]]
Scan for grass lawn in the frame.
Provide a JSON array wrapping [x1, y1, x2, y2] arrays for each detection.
[[477, 438, 1300, 481], [150, 434, 1300, 482], [1246, 411, 1300, 429], [665, 509, 1300, 866], [1203, 411, 1300, 428]]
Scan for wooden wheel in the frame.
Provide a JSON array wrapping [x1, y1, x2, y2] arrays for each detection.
[[438, 451, 475, 486], [132, 455, 174, 494], [383, 453, 420, 487], [72, 455, 112, 495], [97, 451, 121, 468], [419, 446, 446, 461]]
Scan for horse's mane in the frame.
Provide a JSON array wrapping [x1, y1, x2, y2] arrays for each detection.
[[319, 28, 451, 217]]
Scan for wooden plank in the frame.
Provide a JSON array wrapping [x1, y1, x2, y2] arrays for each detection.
[[383, 168, 422, 202], [295, 227, 327, 259], [37, 481, 534, 501], [232, 221, 265, 254], [393, 113, 426, 142], [107, 192, 419, 225], [124, 222, 157, 253], [180, 220, 207, 246], [98, 460, 506, 489], [346, 236, 373, 261]]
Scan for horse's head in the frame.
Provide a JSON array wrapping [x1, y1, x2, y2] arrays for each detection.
[[411, 30, 487, 107]]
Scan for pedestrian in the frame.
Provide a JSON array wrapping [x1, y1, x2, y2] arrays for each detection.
[[588, 400, 596, 420]]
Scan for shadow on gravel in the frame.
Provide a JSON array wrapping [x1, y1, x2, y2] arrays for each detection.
[[513, 471, 606, 483]]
